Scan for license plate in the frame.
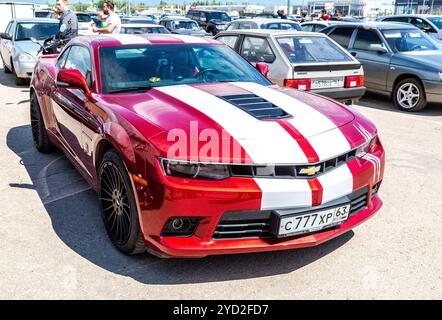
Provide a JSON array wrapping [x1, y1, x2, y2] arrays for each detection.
[[311, 78, 344, 89], [278, 204, 350, 237]]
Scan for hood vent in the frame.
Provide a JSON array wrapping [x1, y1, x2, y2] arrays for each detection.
[[218, 93, 291, 120]]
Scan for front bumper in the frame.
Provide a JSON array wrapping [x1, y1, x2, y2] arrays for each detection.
[[134, 148, 385, 258], [14, 59, 36, 78], [311, 86, 366, 103], [423, 80, 442, 104]]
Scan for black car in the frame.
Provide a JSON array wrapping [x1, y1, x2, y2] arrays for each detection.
[[186, 9, 231, 35]]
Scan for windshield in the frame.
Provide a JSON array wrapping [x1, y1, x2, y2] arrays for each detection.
[[99, 44, 270, 94], [15, 23, 59, 41], [277, 36, 353, 63], [428, 17, 442, 29], [174, 21, 199, 30], [262, 22, 302, 31], [382, 29, 439, 52], [207, 12, 231, 22]]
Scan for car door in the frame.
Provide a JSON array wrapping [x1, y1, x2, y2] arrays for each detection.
[[1, 21, 14, 69], [51, 45, 100, 178], [349, 28, 392, 91]]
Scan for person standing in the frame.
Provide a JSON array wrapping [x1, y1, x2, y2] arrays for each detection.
[[277, 9, 288, 19], [92, 1, 121, 34], [300, 12, 307, 23], [320, 9, 330, 21], [55, 0, 78, 44]]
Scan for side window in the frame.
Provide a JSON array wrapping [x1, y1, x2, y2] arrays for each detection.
[[216, 35, 238, 49], [410, 18, 434, 32], [77, 14, 91, 23], [226, 22, 238, 30], [328, 27, 355, 48], [240, 36, 275, 63], [384, 17, 409, 23], [353, 29, 383, 50], [313, 24, 326, 32], [165, 21, 172, 30], [302, 24, 314, 32], [4, 21, 13, 35], [56, 46, 71, 69], [63, 46, 93, 88]]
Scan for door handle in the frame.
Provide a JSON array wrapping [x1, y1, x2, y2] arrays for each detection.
[[350, 52, 357, 57]]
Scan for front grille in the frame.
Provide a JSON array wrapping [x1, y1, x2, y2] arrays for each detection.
[[213, 186, 373, 240], [230, 149, 357, 179], [218, 93, 290, 120]]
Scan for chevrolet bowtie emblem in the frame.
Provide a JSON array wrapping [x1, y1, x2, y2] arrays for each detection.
[[299, 165, 321, 176]]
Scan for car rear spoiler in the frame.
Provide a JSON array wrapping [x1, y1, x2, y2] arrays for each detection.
[[293, 63, 361, 72]]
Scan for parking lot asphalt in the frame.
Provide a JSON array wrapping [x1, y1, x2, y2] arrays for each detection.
[[0, 62, 441, 299]]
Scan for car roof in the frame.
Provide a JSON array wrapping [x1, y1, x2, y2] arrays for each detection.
[[160, 16, 193, 21], [217, 29, 325, 37], [231, 18, 298, 24], [14, 18, 58, 23], [121, 23, 164, 28], [71, 34, 220, 47], [323, 21, 418, 30], [188, 9, 226, 13], [379, 14, 439, 19]]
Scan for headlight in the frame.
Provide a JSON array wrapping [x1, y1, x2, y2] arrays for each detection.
[[18, 52, 36, 62], [217, 24, 226, 30], [356, 136, 378, 157], [161, 159, 230, 180]]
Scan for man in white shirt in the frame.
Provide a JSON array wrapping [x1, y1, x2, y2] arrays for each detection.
[[92, 1, 121, 34]]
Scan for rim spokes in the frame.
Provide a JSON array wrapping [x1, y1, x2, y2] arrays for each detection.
[[398, 83, 419, 109], [100, 162, 131, 245]]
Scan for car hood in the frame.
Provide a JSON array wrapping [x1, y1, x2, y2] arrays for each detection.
[[101, 82, 358, 163], [14, 40, 43, 57], [393, 50, 442, 70]]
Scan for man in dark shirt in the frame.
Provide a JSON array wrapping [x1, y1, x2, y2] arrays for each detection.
[[55, 0, 78, 44]]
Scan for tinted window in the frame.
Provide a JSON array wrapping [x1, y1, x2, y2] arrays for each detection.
[[240, 36, 275, 63], [328, 27, 355, 48], [216, 35, 238, 49], [301, 24, 315, 32], [277, 36, 353, 63], [77, 14, 92, 23], [383, 17, 409, 23], [64, 46, 92, 87], [99, 44, 270, 93], [15, 22, 59, 41], [353, 29, 383, 50], [207, 12, 231, 21], [410, 17, 433, 31], [172, 20, 199, 30]]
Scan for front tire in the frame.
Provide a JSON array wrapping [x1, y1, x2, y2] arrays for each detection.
[[393, 78, 427, 112], [30, 92, 55, 153], [11, 59, 28, 85], [98, 150, 146, 255]]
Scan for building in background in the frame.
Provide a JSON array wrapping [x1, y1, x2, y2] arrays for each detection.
[[394, 0, 442, 14]]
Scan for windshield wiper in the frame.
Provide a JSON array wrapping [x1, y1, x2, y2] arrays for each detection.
[[109, 85, 153, 94]]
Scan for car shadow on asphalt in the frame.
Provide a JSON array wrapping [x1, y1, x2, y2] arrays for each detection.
[[357, 92, 442, 117], [0, 67, 30, 88], [7, 125, 355, 285]]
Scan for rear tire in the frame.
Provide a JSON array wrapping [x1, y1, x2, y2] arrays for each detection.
[[393, 78, 427, 112], [98, 149, 146, 255], [30, 92, 55, 153]]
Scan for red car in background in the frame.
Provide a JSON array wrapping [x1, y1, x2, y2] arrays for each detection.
[[30, 34, 384, 258]]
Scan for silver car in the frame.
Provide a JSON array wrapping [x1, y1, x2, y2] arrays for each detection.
[[0, 18, 59, 85], [226, 18, 302, 31], [214, 29, 365, 104]]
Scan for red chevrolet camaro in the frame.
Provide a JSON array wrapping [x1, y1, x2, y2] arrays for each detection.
[[30, 34, 384, 258]]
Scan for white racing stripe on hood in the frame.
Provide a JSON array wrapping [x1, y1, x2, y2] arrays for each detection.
[[232, 82, 351, 161], [318, 164, 354, 204], [155, 85, 308, 164], [167, 34, 209, 43], [105, 34, 151, 45]]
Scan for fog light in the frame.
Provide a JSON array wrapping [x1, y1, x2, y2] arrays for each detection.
[[161, 217, 200, 237]]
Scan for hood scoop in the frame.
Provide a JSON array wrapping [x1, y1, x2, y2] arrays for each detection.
[[218, 93, 291, 120]]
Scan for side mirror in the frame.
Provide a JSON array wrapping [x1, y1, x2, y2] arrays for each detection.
[[368, 44, 388, 54], [56, 69, 91, 98], [0, 32, 12, 40], [256, 62, 269, 77]]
